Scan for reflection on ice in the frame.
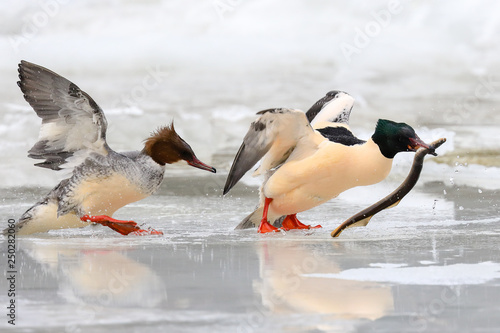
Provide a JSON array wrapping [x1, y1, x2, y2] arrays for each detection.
[[60, 251, 166, 307], [1, 175, 500, 332], [253, 241, 394, 321], [20, 239, 167, 308]]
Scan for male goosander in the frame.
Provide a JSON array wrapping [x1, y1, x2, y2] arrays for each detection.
[[223, 91, 432, 233], [331, 137, 445, 237], [5, 61, 216, 236]]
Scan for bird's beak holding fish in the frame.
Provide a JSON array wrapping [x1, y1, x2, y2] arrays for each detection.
[[331, 137, 446, 238], [409, 136, 438, 156]]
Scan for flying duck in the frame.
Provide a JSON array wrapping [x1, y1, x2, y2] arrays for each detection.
[[5, 61, 216, 236], [223, 91, 433, 233]]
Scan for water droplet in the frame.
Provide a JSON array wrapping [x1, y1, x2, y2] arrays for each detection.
[[443, 189, 447, 195], [459, 206, 464, 210], [449, 177, 454, 185], [478, 189, 483, 194]]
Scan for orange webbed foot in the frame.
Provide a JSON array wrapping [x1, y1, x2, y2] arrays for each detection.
[[129, 228, 164, 236], [258, 220, 280, 233], [80, 215, 162, 236], [281, 214, 322, 230]]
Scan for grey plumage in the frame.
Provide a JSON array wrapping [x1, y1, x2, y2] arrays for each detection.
[[234, 206, 263, 229], [56, 151, 164, 217], [18, 60, 109, 170], [223, 108, 307, 196], [5, 61, 169, 235], [234, 207, 284, 229], [222, 140, 270, 196], [5, 185, 60, 235]]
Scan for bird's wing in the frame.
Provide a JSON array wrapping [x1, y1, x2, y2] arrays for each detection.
[[306, 91, 354, 127], [223, 108, 314, 195], [18, 60, 111, 171]]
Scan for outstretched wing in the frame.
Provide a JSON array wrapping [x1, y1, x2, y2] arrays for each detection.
[[223, 108, 313, 195], [306, 91, 354, 126], [305, 90, 365, 146], [18, 60, 110, 171]]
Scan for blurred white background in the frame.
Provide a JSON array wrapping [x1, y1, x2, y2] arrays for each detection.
[[1, 0, 499, 186]]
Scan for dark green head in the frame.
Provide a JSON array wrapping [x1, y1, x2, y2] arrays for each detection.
[[372, 119, 430, 159]]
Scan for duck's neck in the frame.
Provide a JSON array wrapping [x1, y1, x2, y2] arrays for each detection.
[[142, 140, 180, 166], [372, 132, 398, 159], [353, 138, 394, 186]]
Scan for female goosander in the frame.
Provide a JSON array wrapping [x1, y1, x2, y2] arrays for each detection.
[[6, 61, 216, 236], [223, 91, 431, 233]]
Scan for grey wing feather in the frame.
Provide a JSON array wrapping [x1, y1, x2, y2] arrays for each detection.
[[223, 108, 312, 195], [18, 60, 110, 170], [223, 120, 272, 195]]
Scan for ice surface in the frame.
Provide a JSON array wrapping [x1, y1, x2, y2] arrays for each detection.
[[304, 262, 500, 285], [1, 175, 500, 332], [1, 1, 500, 332]]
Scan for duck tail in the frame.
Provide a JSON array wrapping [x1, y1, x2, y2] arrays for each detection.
[[235, 206, 264, 229], [2, 211, 31, 236], [234, 206, 286, 229], [272, 215, 285, 228]]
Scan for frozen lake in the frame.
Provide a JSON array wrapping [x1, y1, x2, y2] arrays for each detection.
[[2, 174, 500, 332], [1, 0, 500, 332]]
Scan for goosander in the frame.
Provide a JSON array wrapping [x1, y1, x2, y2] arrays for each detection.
[[223, 91, 432, 233], [331, 137, 445, 237], [5, 61, 216, 236]]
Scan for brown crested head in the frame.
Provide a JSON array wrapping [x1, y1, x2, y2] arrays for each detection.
[[142, 123, 216, 173]]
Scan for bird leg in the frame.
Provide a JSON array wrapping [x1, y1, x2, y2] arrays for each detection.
[[281, 214, 322, 230], [258, 197, 280, 233], [80, 215, 163, 236]]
